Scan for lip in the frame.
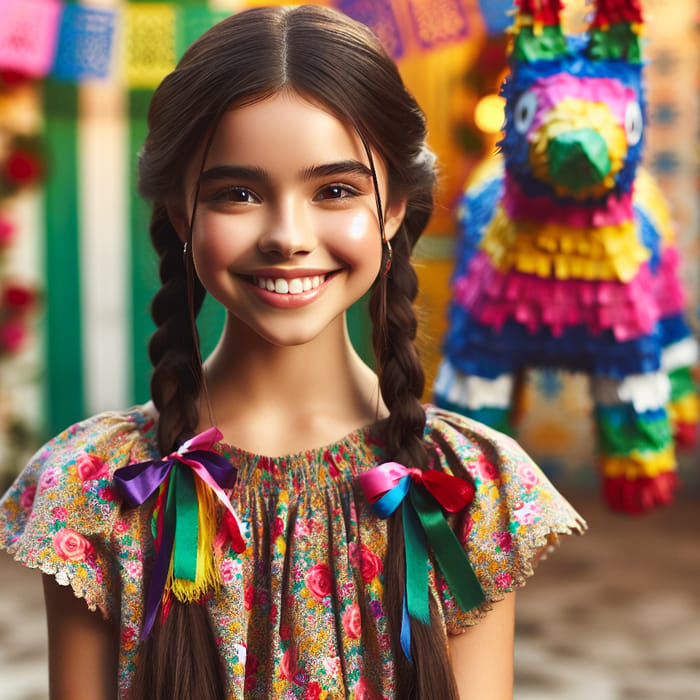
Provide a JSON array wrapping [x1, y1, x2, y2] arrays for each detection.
[[241, 270, 337, 309], [250, 267, 332, 279]]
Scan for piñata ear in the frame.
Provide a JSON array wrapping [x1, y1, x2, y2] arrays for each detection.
[[586, 0, 644, 62], [510, 0, 568, 62]]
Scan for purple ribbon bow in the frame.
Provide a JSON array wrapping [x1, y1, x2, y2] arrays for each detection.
[[114, 427, 243, 637]]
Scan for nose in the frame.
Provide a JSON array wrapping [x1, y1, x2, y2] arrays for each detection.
[[258, 199, 317, 258]]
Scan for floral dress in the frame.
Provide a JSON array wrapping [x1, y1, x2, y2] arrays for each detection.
[[0, 404, 585, 699]]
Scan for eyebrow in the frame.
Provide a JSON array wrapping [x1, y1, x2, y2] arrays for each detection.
[[198, 160, 373, 184]]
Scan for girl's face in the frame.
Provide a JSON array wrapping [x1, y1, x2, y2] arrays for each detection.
[[171, 91, 405, 348]]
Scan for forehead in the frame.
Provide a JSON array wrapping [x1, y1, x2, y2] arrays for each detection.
[[201, 91, 369, 170]]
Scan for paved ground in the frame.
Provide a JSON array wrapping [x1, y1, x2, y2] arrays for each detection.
[[0, 491, 698, 699]]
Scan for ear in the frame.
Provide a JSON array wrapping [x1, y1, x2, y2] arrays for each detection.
[[166, 203, 190, 243], [383, 196, 408, 242]]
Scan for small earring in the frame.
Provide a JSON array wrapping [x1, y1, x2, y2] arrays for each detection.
[[382, 239, 392, 275], [183, 241, 188, 256]]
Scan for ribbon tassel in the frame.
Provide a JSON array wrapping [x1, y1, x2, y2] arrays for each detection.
[[114, 426, 245, 638], [359, 461, 485, 661]]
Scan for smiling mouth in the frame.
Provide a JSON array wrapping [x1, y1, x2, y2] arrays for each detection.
[[252, 274, 328, 295]]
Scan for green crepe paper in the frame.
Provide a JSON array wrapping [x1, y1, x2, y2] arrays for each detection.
[[547, 129, 611, 192], [512, 26, 568, 63], [596, 408, 672, 455], [587, 24, 641, 63], [668, 366, 700, 402]]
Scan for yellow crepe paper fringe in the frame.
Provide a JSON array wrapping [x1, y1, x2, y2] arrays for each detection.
[[481, 206, 649, 281], [601, 446, 676, 480], [669, 392, 700, 425], [166, 476, 221, 604]]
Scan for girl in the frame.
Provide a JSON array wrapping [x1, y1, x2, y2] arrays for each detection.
[[0, 5, 585, 699]]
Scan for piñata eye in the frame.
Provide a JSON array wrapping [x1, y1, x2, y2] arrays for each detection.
[[513, 91, 537, 134], [625, 101, 643, 146]]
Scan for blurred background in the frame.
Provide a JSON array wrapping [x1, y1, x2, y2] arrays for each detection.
[[0, 0, 698, 698]]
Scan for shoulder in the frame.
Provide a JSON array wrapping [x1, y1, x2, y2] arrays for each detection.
[[33, 406, 158, 472], [2, 405, 157, 526], [423, 404, 536, 479], [423, 404, 582, 523], [0, 406, 157, 615], [421, 405, 585, 629]]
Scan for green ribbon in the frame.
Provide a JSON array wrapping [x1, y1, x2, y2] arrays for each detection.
[[403, 484, 485, 623], [168, 465, 199, 582]]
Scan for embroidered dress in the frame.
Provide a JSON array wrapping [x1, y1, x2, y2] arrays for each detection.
[[0, 404, 585, 699]]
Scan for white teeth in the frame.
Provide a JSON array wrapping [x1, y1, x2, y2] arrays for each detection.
[[255, 275, 324, 294]]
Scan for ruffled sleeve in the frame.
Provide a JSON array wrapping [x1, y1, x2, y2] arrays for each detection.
[[0, 409, 155, 619], [422, 405, 586, 633]]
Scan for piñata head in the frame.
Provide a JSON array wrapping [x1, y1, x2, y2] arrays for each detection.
[[502, 0, 645, 202]]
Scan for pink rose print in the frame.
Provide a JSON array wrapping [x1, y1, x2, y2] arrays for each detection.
[[514, 500, 541, 525], [342, 603, 362, 640], [114, 520, 129, 534], [306, 681, 323, 699], [125, 560, 142, 578], [122, 627, 137, 652], [474, 454, 498, 481], [39, 467, 60, 492], [493, 531, 512, 552], [495, 572, 513, 589], [459, 515, 474, 545], [350, 543, 383, 583], [305, 563, 332, 602], [19, 485, 36, 512], [52, 528, 93, 562], [280, 645, 300, 683], [517, 462, 540, 490], [76, 452, 108, 481], [323, 656, 341, 676], [51, 506, 68, 522], [220, 558, 237, 585], [272, 516, 285, 539], [98, 486, 117, 502], [354, 677, 381, 700]]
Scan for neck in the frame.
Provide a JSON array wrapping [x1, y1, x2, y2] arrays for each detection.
[[198, 312, 385, 456]]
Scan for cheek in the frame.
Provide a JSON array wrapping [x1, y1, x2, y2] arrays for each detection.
[[192, 216, 249, 267], [327, 210, 383, 264]]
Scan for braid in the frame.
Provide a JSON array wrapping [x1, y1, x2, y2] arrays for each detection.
[[370, 212, 460, 699], [147, 203, 205, 453], [370, 226, 428, 467], [129, 204, 225, 700]]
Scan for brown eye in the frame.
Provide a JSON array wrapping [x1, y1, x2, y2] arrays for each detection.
[[214, 186, 259, 203], [314, 184, 358, 201]]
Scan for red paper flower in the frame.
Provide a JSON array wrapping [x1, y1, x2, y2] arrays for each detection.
[[0, 217, 14, 247], [4, 149, 43, 185], [0, 319, 26, 353], [2, 283, 36, 311]]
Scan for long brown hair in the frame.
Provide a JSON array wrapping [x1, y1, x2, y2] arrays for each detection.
[[135, 5, 454, 698]]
